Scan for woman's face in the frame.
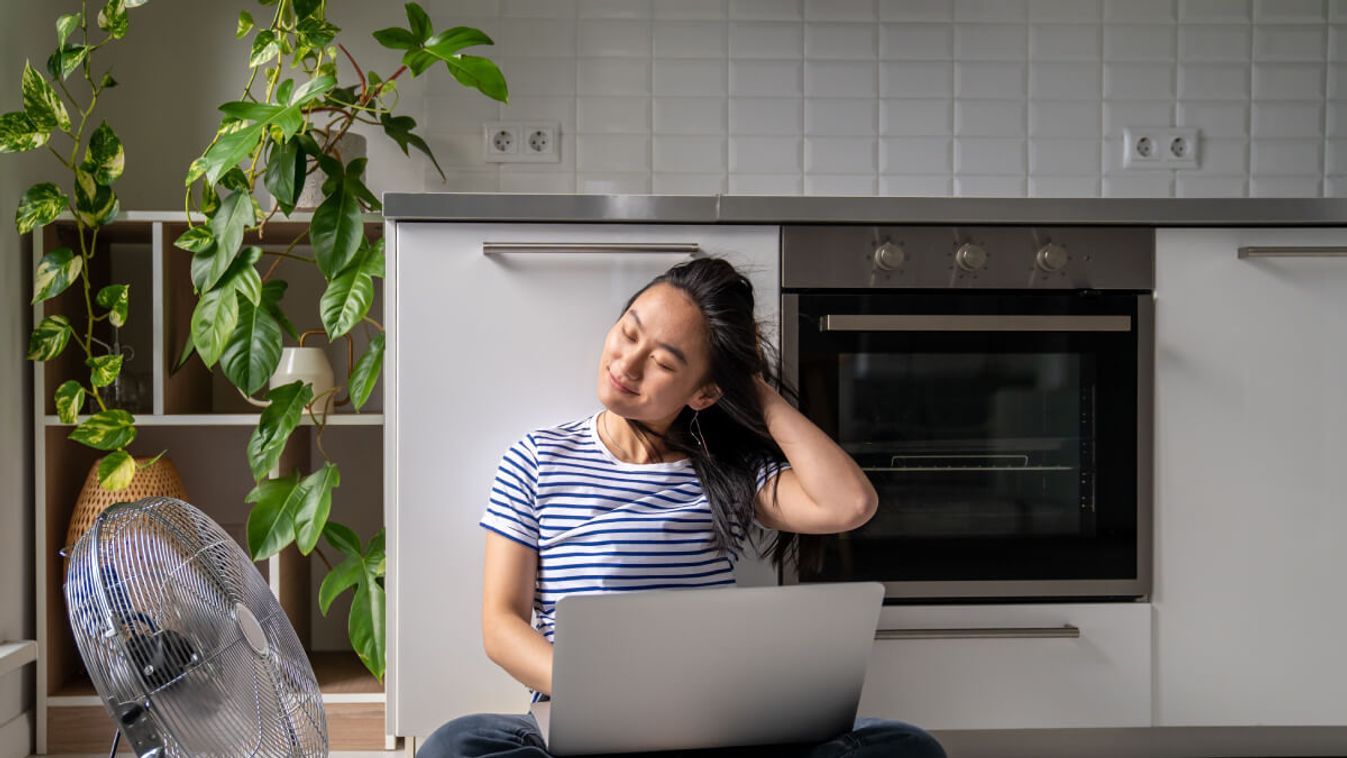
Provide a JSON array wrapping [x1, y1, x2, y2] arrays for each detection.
[[596, 283, 720, 424]]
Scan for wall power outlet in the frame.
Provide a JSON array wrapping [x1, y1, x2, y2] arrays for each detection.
[[484, 121, 560, 163], [1123, 127, 1200, 170]]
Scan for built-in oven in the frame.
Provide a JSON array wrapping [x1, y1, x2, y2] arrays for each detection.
[[781, 226, 1153, 602]]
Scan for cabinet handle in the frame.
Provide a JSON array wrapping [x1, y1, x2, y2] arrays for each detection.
[[821, 315, 1131, 332], [876, 625, 1081, 640], [1238, 246, 1347, 259], [483, 241, 701, 255]]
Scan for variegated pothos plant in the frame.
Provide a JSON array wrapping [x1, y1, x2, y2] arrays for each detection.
[[176, 0, 507, 682], [4, 0, 152, 492]]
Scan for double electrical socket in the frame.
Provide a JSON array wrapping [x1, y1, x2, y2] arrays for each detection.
[[1123, 127, 1200, 170], [484, 121, 560, 163]]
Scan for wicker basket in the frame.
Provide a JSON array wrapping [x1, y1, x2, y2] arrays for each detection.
[[65, 456, 189, 551]]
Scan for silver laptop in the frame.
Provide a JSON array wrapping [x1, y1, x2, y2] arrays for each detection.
[[530, 581, 885, 756]]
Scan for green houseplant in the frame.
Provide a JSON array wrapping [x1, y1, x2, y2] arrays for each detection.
[[175, 0, 507, 681], [4, 0, 153, 491]]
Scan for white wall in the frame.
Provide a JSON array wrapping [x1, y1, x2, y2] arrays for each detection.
[[0, 2, 52, 753], [399, 0, 1347, 198]]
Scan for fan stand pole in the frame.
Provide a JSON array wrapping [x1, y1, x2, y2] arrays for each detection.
[[107, 729, 121, 758]]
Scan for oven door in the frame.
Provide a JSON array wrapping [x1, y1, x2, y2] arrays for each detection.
[[782, 291, 1152, 601]]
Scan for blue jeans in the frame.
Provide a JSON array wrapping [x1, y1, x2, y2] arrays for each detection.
[[418, 712, 947, 758]]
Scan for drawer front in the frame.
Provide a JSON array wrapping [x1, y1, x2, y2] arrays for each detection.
[[858, 603, 1152, 730]]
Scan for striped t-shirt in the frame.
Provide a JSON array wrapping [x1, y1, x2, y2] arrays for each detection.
[[478, 411, 785, 702]]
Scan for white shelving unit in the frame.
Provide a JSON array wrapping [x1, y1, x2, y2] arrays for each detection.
[[31, 213, 393, 753]]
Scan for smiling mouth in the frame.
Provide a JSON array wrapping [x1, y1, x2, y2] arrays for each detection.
[[607, 371, 637, 395]]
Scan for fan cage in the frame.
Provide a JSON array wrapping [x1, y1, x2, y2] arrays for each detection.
[[64, 496, 328, 757]]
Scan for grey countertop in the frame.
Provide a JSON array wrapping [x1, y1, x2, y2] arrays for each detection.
[[383, 193, 1347, 226]]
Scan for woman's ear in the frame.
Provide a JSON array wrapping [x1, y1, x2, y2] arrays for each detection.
[[689, 383, 722, 411]]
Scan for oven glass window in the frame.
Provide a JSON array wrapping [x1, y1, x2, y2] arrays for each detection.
[[794, 293, 1139, 587]]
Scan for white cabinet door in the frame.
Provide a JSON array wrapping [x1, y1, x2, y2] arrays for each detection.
[[859, 603, 1152, 730], [1155, 229, 1347, 727], [390, 223, 780, 738]]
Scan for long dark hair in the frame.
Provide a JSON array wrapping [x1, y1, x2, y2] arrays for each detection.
[[621, 257, 818, 574]]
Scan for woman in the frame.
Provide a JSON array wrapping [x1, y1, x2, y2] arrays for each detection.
[[420, 258, 946, 758]]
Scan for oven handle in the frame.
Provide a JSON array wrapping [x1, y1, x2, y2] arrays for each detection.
[[875, 625, 1081, 640], [483, 241, 702, 255], [820, 315, 1131, 332], [1238, 246, 1347, 258]]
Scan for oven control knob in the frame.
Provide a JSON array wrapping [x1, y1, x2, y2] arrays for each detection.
[[872, 242, 906, 271], [1036, 243, 1069, 272], [954, 243, 988, 272]]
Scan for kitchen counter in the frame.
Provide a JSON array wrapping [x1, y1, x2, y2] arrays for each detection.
[[383, 193, 1347, 226]]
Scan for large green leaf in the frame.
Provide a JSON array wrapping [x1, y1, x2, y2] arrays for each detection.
[[17, 183, 68, 235], [294, 462, 340, 554], [32, 247, 82, 303], [22, 62, 70, 133], [56, 13, 80, 47], [244, 471, 301, 560], [96, 450, 136, 491], [249, 30, 281, 67], [95, 283, 128, 327], [0, 111, 48, 153], [55, 380, 85, 423], [26, 315, 73, 361], [246, 381, 312, 481], [73, 169, 119, 228], [349, 531, 386, 682], [323, 520, 362, 558], [200, 122, 264, 186], [296, 17, 339, 50], [348, 333, 385, 411], [406, 3, 433, 42], [173, 225, 214, 253], [47, 45, 89, 82], [217, 245, 263, 306], [69, 409, 136, 451], [261, 280, 298, 340], [372, 27, 418, 50], [190, 284, 239, 368], [222, 289, 283, 395], [86, 354, 123, 388], [97, 0, 129, 39], [85, 122, 125, 185], [319, 552, 362, 614], [320, 241, 375, 338], [311, 174, 362, 278], [380, 113, 444, 181], [443, 54, 508, 103], [194, 191, 251, 292], [264, 137, 305, 215]]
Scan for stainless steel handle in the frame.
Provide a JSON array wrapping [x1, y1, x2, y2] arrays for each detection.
[[483, 241, 701, 255], [1238, 246, 1347, 258], [876, 625, 1081, 640], [820, 315, 1132, 332]]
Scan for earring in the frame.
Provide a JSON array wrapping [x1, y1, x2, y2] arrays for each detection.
[[690, 410, 708, 453]]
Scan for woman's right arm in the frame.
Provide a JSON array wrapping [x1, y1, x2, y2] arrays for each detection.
[[481, 531, 553, 696]]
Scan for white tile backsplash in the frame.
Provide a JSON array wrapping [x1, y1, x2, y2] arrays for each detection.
[[804, 60, 879, 97], [880, 23, 955, 60], [1179, 25, 1252, 62], [805, 98, 879, 135], [654, 97, 728, 134], [656, 59, 728, 96], [806, 22, 878, 59], [414, 1, 1341, 198], [955, 23, 1030, 60], [957, 62, 1028, 98], [1031, 24, 1103, 60], [655, 21, 728, 58], [881, 136, 954, 172], [578, 58, 652, 95], [956, 100, 1028, 136], [729, 22, 804, 58]]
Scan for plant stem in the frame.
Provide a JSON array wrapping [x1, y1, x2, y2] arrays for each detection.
[[361, 315, 383, 332], [337, 43, 366, 100], [261, 230, 312, 283]]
